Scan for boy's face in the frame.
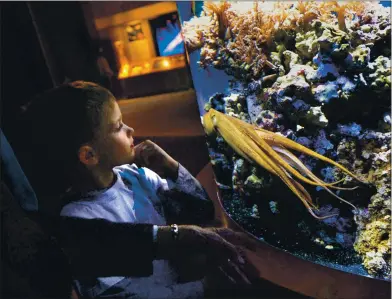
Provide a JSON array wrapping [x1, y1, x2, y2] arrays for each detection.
[[93, 100, 135, 169]]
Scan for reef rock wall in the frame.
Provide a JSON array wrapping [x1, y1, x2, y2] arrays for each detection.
[[183, 1, 391, 279]]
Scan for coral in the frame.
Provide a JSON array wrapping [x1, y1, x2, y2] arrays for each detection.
[[270, 52, 286, 76], [246, 80, 263, 96], [232, 158, 249, 191], [283, 50, 302, 71], [336, 130, 391, 278], [313, 81, 339, 103], [269, 201, 279, 214], [312, 53, 341, 81], [304, 106, 329, 128], [290, 64, 318, 82], [296, 30, 319, 59], [244, 173, 265, 191], [205, 93, 226, 113], [314, 21, 350, 59], [295, 136, 313, 148], [379, 112, 391, 133], [336, 75, 357, 100], [354, 219, 391, 278], [269, 71, 312, 105], [183, 1, 389, 81], [314, 130, 334, 155], [232, 158, 248, 179], [223, 93, 249, 121], [185, 0, 391, 279], [350, 8, 391, 50], [250, 204, 260, 218], [205, 91, 250, 122], [255, 110, 283, 132], [348, 44, 372, 70], [245, 94, 262, 122], [182, 16, 216, 53], [336, 123, 362, 137], [335, 232, 355, 248], [366, 56, 391, 92]]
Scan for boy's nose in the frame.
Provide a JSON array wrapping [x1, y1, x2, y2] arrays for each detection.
[[126, 125, 134, 136]]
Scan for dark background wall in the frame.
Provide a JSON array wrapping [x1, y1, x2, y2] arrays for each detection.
[[1, 2, 100, 147], [27, 2, 100, 84], [1, 2, 53, 140], [1, 2, 105, 199]]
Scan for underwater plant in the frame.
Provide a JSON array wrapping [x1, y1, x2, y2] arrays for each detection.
[[183, 0, 391, 279]]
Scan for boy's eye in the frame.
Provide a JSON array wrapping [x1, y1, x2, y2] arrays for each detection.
[[116, 122, 123, 131]]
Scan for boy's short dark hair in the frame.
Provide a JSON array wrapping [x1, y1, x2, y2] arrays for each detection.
[[22, 81, 115, 197]]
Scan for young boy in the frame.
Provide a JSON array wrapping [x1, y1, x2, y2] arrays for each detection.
[[24, 81, 251, 299]]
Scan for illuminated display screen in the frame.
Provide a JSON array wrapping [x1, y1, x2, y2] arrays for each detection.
[[150, 12, 185, 57]]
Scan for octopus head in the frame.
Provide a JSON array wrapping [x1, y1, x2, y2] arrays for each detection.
[[202, 108, 219, 136]]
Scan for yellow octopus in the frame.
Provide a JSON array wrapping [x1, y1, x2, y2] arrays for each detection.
[[203, 108, 365, 220]]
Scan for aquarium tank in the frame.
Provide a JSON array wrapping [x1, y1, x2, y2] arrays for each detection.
[[180, 1, 391, 281]]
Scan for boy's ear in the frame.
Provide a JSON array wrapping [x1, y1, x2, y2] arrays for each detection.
[[78, 145, 99, 166]]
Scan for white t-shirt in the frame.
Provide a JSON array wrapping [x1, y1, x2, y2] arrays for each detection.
[[61, 164, 204, 299]]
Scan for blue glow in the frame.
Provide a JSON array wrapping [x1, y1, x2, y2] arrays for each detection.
[[156, 20, 185, 57]]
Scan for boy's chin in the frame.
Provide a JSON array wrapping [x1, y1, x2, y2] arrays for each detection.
[[127, 155, 136, 165], [113, 156, 135, 167]]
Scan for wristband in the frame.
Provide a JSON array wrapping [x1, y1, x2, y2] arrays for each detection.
[[170, 224, 179, 241]]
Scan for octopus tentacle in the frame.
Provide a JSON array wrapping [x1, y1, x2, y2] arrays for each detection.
[[240, 123, 347, 188], [254, 127, 365, 183], [213, 112, 322, 212], [283, 168, 339, 219], [210, 114, 254, 162], [286, 171, 317, 209], [272, 146, 358, 191], [274, 146, 358, 211], [228, 115, 358, 186], [211, 113, 279, 175], [203, 109, 358, 220], [290, 179, 340, 220]]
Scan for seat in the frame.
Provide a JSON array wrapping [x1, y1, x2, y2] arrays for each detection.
[[1, 130, 77, 299]]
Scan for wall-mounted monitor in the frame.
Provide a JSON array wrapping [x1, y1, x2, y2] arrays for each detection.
[[149, 12, 185, 57]]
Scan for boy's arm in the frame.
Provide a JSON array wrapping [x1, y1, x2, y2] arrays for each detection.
[[159, 163, 215, 225], [166, 163, 210, 202], [141, 163, 214, 225], [135, 140, 214, 224]]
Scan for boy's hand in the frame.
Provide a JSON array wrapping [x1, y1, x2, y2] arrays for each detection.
[[134, 140, 179, 180]]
